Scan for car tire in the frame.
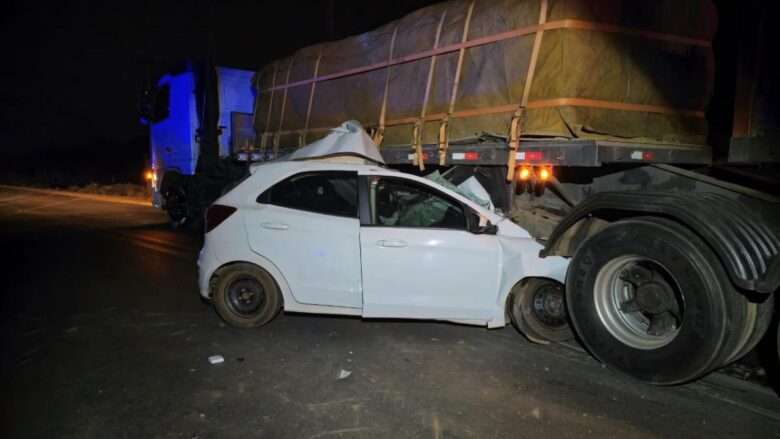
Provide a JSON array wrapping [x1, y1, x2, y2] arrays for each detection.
[[566, 217, 744, 385], [212, 263, 282, 328], [509, 278, 573, 344]]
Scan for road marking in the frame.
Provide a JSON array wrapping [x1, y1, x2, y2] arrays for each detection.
[[15, 198, 75, 213], [0, 194, 31, 204], [0, 184, 152, 207]]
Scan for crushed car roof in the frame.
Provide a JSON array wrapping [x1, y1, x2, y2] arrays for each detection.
[[286, 120, 385, 165]]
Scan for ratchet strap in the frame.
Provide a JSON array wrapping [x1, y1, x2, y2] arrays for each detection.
[[301, 50, 323, 146], [439, 0, 475, 166], [275, 57, 295, 156], [373, 25, 400, 146], [260, 62, 278, 152], [413, 7, 448, 171], [507, 0, 547, 181]]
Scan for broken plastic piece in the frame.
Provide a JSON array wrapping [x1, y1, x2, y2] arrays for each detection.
[[337, 369, 352, 380]]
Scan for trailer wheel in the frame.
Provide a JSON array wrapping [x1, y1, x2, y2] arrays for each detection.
[[725, 294, 775, 364], [509, 278, 573, 344], [566, 217, 740, 384], [212, 263, 282, 328]]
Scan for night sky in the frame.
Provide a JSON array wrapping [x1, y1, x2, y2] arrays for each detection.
[[0, 0, 437, 159]]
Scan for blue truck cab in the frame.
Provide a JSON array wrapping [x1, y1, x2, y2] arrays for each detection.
[[148, 65, 255, 209]]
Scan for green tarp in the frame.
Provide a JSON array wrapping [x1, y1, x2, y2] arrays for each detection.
[[254, 0, 717, 149]]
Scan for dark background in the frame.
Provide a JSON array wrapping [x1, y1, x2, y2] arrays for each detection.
[[0, 0, 747, 186]]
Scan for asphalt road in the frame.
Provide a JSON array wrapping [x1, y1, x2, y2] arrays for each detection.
[[1, 185, 779, 439]]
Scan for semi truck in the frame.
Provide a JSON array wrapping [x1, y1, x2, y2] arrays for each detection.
[[144, 62, 258, 227], [150, 0, 779, 384], [249, 0, 780, 385]]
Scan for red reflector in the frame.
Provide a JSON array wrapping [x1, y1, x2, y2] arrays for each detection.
[[642, 151, 655, 160], [524, 151, 543, 161], [205, 204, 237, 233], [463, 151, 479, 161]]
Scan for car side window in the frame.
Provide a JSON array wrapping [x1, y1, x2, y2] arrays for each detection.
[[259, 171, 358, 218], [369, 177, 466, 230]]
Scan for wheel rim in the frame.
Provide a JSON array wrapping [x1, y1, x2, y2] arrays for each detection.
[[226, 277, 266, 316], [594, 255, 684, 350], [531, 284, 568, 329]]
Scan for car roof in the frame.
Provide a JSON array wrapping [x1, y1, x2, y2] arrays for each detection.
[[250, 159, 401, 177]]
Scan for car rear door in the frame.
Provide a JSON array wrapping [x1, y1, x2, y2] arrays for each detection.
[[358, 174, 501, 320], [245, 170, 362, 308]]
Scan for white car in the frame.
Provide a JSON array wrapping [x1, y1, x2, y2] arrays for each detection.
[[197, 123, 570, 340]]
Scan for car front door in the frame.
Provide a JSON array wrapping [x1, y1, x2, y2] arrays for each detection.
[[359, 175, 501, 320], [246, 170, 362, 308]]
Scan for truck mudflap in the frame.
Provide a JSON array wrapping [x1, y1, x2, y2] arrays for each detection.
[[540, 192, 780, 294]]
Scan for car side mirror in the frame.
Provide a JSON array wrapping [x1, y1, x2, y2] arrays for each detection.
[[469, 214, 498, 235]]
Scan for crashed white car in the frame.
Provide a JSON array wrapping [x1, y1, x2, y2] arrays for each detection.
[[198, 122, 570, 340]]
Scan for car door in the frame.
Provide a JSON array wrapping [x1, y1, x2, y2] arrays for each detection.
[[359, 175, 501, 320], [245, 170, 362, 308]]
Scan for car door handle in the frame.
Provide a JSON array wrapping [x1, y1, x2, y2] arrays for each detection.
[[261, 222, 289, 230], [377, 240, 407, 248]]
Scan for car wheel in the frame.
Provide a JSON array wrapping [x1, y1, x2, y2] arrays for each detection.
[[509, 278, 573, 344], [213, 263, 282, 328], [566, 217, 746, 385]]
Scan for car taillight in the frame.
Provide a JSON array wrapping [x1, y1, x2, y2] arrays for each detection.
[[205, 204, 237, 233]]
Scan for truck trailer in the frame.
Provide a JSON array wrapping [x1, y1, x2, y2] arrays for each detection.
[[247, 0, 780, 385]]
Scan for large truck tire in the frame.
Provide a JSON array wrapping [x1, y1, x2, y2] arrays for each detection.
[[725, 293, 775, 364], [160, 171, 190, 227], [566, 217, 749, 385]]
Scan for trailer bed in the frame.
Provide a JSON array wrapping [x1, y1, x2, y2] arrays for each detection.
[[261, 138, 712, 167]]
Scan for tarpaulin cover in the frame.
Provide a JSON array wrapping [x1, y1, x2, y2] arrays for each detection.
[[254, 0, 717, 150]]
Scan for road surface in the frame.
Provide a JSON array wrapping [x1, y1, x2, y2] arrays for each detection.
[[1, 185, 778, 439]]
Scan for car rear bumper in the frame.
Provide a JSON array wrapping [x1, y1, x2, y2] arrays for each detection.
[[197, 246, 220, 299]]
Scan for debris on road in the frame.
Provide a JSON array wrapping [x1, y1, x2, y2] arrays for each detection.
[[337, 369, 352, 380], [208, 355, 225, 365]]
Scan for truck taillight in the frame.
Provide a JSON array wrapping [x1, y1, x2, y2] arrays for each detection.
[[205, 205, 237, 233]]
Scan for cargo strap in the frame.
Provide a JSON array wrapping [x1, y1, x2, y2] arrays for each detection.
[[275, 57, 295, 156], [506, 108, 525, 179], [439, 0, 475, 166], [302, 51, 323, 145], [411, 121, 424, 169], [260, 62, 279, 152], [413, 7, 448, 171], [374, 25, 400, 146], [507, 0, 547, 181], [437, 118, 449, 166]]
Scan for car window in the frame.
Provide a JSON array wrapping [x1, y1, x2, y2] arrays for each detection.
[[259, 171, 358, 218], [369, 177, 466, 229]]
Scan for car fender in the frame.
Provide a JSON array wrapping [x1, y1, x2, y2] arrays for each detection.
[[490, 235, 569, 327], [207, 246, 296, 306]]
